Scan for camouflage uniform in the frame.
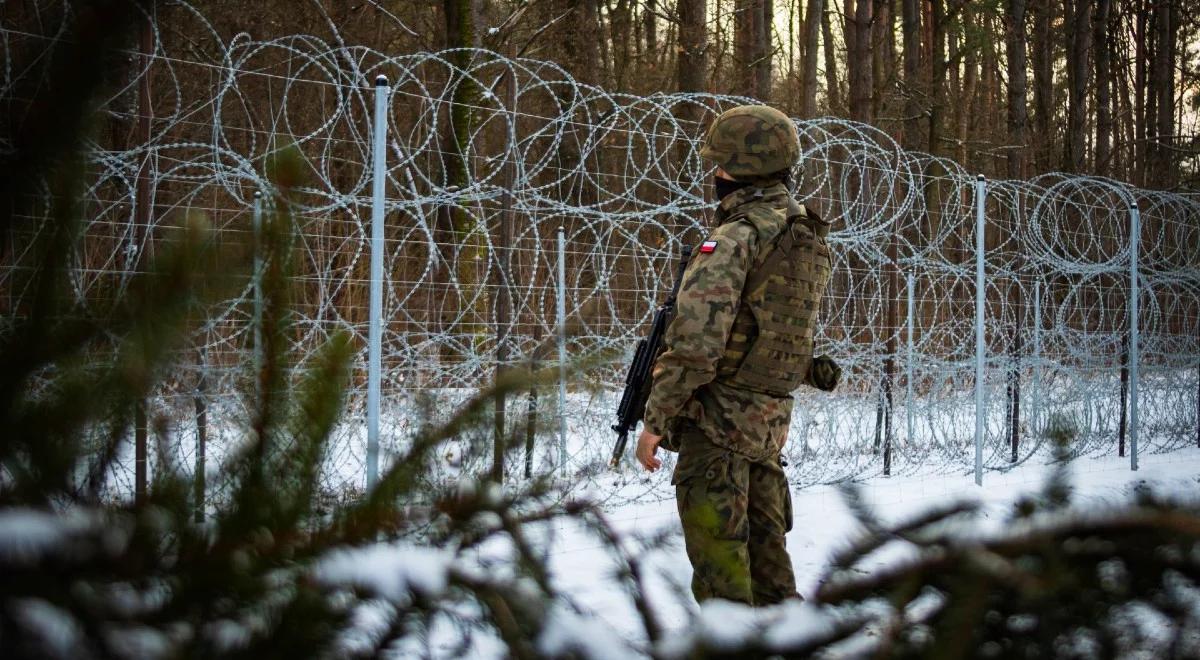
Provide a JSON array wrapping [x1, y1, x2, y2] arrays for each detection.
[[642, 105, 833, 606]]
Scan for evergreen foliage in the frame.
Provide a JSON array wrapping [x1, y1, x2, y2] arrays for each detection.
[[2, 3, 1200, 659]]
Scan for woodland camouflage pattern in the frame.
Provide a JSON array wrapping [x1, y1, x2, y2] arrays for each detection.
[[699, 105, 802, 181], [671, 421, 795, 605], [642, 182, 832, 463], [643, 147, 833, 603]]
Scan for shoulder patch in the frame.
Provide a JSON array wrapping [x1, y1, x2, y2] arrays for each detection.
[[699, 240, 718, 254]]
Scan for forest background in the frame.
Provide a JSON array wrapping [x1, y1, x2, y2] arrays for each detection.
[[3, 0, 1199, 491], [182, 0, 1200, 190]]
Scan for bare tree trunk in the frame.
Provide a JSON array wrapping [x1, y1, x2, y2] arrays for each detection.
[[735, 0, 754, 96], [1063, 0, 1091, 173], [956, 9, 977, 168], [844, 0, 873, 121], [871, 0, 893, 122], [735, 0, 770, 98], [611, 0, 633, 89], [1153, 0, 1176, 186], [557, 0, 602, 85], [1135, 0, 1148, 186], [789, 0, 798, 108], [644, 1, 657, 62], [822, 1, 841, 113], [901, 0, 920, 149], [442, 0, 479, 243], [927, 0, 945, 156], [491, 63, 517, 486], [760, 0, 774, 97], [846, 0, 873, 122], [677, 0, 707, 99], [1005, 0, 1029, 179], [134, 15, 153, 504], [1114, 7, 1135, 180], [802, 0, 823, 116], [676, 0, 707, 185], [844, 0, 857, 114], [1031, 0, 1054, 172], [1093, 0, 1112, 175]]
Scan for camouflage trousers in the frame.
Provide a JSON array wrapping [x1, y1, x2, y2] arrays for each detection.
[[670, 421, 798, 606]]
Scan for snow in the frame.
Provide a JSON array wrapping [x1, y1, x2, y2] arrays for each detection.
[[307, 446, 1200, 657], [536, 602, 633, 659], [314, 543, 455, 604], [3, 436, 1196, 658], [0, 508, 103, 564], [13, 599, 81, 659], [532, 447, 1200, 654]]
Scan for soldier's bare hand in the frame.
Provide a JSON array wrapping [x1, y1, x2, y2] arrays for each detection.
[[636, 429, 663, 472]]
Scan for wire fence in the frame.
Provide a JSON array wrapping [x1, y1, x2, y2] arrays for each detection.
[[2, 4, 1199, 507]]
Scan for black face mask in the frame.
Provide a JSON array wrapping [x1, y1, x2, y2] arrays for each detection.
[[713, 175, 751, 202]]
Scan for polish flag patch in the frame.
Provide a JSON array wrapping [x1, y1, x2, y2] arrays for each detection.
[[699, 240, 719, 254]]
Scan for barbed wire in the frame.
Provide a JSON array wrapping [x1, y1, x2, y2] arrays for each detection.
[[1, 5, 1198, 507]]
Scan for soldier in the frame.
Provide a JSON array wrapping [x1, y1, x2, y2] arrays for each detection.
[[635, 105, 840, 606]]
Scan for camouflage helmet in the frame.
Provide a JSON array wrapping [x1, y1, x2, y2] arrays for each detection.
[[699, 105, 800, 180]]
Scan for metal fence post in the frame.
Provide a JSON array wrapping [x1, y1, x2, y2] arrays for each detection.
[[906, 271, 915, 448], [1032, 280, 1042, 435], [974, 174, 986, 486], [367, 74, 389, 489], [252, 191, 264, 377], [194, 346, 207, 524], [556, 225, 568, 473], [1129, 202, 1140, 471]]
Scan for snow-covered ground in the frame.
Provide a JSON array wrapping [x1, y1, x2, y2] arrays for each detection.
[[495, 447, 1200, 655], [344, 446, 1200, 657]]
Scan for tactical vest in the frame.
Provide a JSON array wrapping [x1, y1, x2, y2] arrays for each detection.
[[714, 188, 832, 397]]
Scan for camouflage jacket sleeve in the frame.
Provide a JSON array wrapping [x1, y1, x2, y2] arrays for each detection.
[[642, 221, 757, 436]]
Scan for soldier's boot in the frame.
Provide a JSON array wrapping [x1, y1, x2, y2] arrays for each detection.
[[747, 459, 800, 605]]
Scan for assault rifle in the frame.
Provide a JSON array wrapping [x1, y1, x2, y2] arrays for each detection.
[[609, 246, 693, 467]]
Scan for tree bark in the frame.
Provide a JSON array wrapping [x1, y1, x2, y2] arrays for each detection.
[[735, 0, 771, 98], [441, 0, 479, 244], [611, 0, 633, 89], [1093, 0, 1112, 176], [871, 0, 893, 122], [1135, 0, 1147, 185], [761, 0, 774, 97], [843, 0, 856, 113], [677, 0, 707, 99], [802, 0, 823, 116], [821, 1, 841, 113], [1031, 0, 1054, 172], [956, 8, 977, 168], [901, 0, 920, 149], [1114, 7, 1135, 180], [927, 0, 945, 156], [1152, 0, 1176, 186], [643, 1, 657, 63], [846, 0, 873, 122], [1063, 0, 1091, 173], [1005, 0, 1028, 179]]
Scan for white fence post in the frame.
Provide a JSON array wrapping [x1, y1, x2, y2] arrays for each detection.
[[906, 271, 915, 448], [556, 225, 569, 473], [974, 174, 986, 486], [367, 74, 389, 489], [252, 190, 264, 378], [1032, 280, 1042, 436], [1129, 202, 1140, 471]]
